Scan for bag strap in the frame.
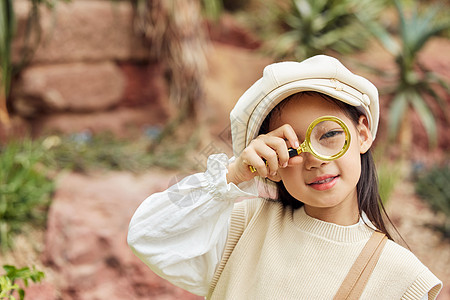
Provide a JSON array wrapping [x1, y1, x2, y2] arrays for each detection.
[[334, 231, 388, 300]]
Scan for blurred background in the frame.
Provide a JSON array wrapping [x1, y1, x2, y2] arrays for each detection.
[[0, 0, 449, 299]]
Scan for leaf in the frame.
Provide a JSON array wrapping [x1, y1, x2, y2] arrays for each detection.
[[18, 288, 25, 300], [360, 17, 400, 56], [410, 92, 438, 147], [294, 0, 312, 19], [388, 92, 409, 141], [274, 0, 387, 59]]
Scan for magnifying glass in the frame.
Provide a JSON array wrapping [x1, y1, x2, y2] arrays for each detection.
[[249, 116, 351, 173]]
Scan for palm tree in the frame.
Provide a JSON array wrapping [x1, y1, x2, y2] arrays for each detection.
[[368, 0, 450, 149], [131, 0, 209, 122]]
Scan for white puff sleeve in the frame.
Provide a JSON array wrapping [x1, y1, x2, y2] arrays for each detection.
[[127, 154, 258, 296]]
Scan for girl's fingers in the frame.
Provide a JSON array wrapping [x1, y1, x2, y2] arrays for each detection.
[[243, 149, 269, 177], [237, 123, 300, 179], [246, 138, 288, 176], [258, 124, 298, 167], [267, 124, 300, 150], [264, 137, 290, 168], [253, 142, 279, 176]]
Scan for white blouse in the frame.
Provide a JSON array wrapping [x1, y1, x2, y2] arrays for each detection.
[[127, 153, 430, 300], [128, 154, 257, 295]]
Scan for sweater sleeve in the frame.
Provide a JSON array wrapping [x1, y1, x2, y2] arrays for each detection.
[[401, 269, 442, 300], [127, 153, 258, 296]]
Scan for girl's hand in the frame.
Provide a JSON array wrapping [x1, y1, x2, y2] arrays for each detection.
[[226, 124, 301, 185]]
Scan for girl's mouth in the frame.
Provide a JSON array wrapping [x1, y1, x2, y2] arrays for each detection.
[[308, 175, 339, 191]]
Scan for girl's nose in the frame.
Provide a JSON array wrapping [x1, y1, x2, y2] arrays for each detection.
[[302, 152, 329, 170]]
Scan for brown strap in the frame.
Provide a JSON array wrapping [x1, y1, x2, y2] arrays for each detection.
[[334, 231, 388, 300]]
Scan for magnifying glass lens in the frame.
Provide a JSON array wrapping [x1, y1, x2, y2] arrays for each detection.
[[310, 120, 347, 158]]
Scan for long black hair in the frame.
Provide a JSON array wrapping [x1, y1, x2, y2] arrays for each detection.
[[258, 91, 398, 241]]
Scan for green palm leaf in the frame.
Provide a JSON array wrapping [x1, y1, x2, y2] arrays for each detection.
[[273, 0, 386, 60], [388, 92, 408, 141], [409, 92, 438, 147]]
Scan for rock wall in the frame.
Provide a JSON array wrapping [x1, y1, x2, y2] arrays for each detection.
[[11, 0, 170, 136]]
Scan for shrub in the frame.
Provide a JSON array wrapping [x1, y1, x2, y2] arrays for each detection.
[[377, 161, 402, 205], [415, 164, 450, 240], [373, 145, 404, 205], [267, 0, 386, 59], [0, 265, 44, 300], [0, 140, 54, 252], [40, 132, 197, 173], [366, 0, 450, 148]]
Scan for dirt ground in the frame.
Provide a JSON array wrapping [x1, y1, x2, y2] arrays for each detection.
[[387, 180, 450, 299]]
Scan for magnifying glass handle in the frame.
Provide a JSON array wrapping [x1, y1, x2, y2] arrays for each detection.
[[249, 147, 300, 173], [288, 147, 300, 158]]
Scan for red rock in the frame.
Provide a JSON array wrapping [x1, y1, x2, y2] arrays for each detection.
[[29, 104, 169, 137], [12, 0, 148, 64], [14, 62, 125, 114]]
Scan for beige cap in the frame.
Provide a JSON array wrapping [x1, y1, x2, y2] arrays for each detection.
[[230, 55, 379, 157]]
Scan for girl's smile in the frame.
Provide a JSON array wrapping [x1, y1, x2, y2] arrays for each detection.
[[307, 174, 339, 191]]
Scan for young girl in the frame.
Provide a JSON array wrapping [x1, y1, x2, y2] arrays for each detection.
[[128, 55, 442, 299]]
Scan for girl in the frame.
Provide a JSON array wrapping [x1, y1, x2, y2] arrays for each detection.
[[128, 55, 442, 299]]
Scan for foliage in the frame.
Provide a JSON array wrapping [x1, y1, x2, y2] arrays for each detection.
[[415, 164, 450, 240], [0, 0, 70, 126], [41, 130, 200, 173], [0, 265, 44, 300], [0, 0, 15, 125], [201, 0, 249, 21], [0, 139, 54, 252], [201, 0, 223, 20], [265, 0, 386, 60], [41, 132, 153, 173], [377, 160, 402, 205], [373, 145, 403, 204], [366, 0, 450, 147], [0, 131, 199, 251]]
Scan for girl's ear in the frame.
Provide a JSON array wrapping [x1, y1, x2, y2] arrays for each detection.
[[357, 115, 373, 154]]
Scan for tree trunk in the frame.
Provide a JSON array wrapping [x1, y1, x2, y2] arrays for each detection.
[[132, 0, 209, 122]]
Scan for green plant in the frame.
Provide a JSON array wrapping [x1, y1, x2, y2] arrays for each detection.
[[0, 0, 15, 125], [201, 0, 223, 20], [366, 0, 450, 148], [41, 132, 154, 173], [0, 140, 54, 252], [415, 164, 450, 240], [0, 265, 44, 300], [268, 0, 386, 59], [373, 145, 404, 204], [40, 131, 201, 173], [377, 161, 403, 205]]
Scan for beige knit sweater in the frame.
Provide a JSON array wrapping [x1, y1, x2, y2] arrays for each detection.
[[207, 199, 442, 299]]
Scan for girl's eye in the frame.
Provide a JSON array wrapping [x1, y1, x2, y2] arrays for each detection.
[[320, 130, 344, 140]]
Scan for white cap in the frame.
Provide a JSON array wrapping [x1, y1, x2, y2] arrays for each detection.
[[230, 55, 379, 157]]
